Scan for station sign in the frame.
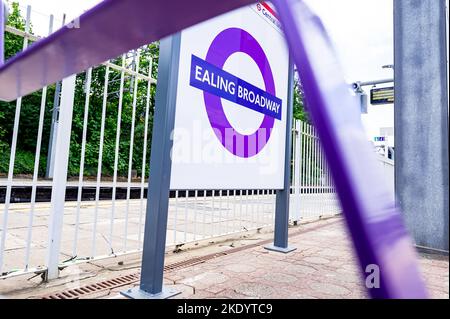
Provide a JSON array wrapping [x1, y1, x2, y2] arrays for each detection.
[[170, 3, 290, 190]]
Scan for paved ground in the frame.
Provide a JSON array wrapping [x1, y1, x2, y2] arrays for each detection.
[[158, 218, 449, 299], [1, 217, 448, 299]]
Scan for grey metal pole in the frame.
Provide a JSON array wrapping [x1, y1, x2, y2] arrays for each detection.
[[394, 0, 449, 252], [265, 58, 296, 253], [121, 34, 181, 299]]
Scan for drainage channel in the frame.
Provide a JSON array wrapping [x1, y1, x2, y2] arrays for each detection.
[[41, 218, 340, 299]]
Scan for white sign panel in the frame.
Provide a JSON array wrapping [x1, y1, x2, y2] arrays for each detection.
[[170, 2, 290, 190]]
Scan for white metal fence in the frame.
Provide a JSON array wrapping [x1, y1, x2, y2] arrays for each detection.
[[376, 155, 395, 196], [290, 120, 341, 222], [0, 5, 343, 280]]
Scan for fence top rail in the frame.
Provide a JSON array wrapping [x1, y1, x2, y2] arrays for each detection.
[[5, 25, 39, 42]]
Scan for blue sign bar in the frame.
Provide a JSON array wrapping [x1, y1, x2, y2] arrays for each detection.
[[190, 55, 282, 120]]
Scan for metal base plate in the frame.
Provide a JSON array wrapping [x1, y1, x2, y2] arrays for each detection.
[[120, 286, 180, 299], [264, 245, 297, 254]]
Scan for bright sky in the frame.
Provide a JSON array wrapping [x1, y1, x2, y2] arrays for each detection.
[[13, 0, 394, 143], [304, 0, 395, 145]]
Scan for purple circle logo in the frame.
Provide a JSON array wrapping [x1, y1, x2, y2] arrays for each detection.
[[203, 28, 277, 158]]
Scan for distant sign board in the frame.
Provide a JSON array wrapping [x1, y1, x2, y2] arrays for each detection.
[[371, 87, 394, 105], [374, 137, 386, 142]]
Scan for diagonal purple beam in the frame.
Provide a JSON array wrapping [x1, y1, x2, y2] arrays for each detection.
[[272, 0, 428, 299], [0, 0, 254, 102]]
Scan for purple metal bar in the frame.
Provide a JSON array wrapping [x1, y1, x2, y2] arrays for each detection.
[[0, 0, 254, 101], [272, 0, 428, 299]]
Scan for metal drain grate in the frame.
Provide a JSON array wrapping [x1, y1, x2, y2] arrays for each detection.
[[41, 252, 233, 299], [164, 252, 227, 271], [42, 273, 141, 299]]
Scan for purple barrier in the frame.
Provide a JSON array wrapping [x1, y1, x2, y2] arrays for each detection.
[[0, 0, 428, 298], [272, 0, 427, 298]]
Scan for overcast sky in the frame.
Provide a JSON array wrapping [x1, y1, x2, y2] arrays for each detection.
[[13, 0, 394, 140], [15, 0, 394, 82]]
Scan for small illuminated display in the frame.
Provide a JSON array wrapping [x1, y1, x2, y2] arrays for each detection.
[[374, 137, 386, 142], [371, 87, 394, 105]]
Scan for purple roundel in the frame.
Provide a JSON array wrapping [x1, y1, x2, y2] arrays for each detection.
[[203, 27, 277, 158]]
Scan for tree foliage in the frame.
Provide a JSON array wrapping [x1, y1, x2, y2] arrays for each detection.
[[0, 3, 160, 178], [293, 77, 310, 123], [0, 2, 52, 176]]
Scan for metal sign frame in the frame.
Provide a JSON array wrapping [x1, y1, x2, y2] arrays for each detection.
[[121, 34, 183, 299], [122, 28, 296, 298]]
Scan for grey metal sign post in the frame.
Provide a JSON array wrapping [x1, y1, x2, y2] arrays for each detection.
[[265, 58, 296, 254], [121, 34, 182, 299], [122, 36, 295, 299]]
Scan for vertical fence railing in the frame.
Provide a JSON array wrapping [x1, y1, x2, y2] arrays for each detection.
[[109, 54, 126, 256], [90, 64, 110, 260], [0, 5, 160, 277], [290, 120, 342, 222], [0, 5, 34, 276], [64, 50, 158, 264], [24, 14, 54, 272], [73, 68, 92, 258]]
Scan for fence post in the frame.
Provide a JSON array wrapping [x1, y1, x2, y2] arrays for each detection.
[[46, 75, 76, 280], [121, 34, 181, 299], [265, 59, 297, 253]]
